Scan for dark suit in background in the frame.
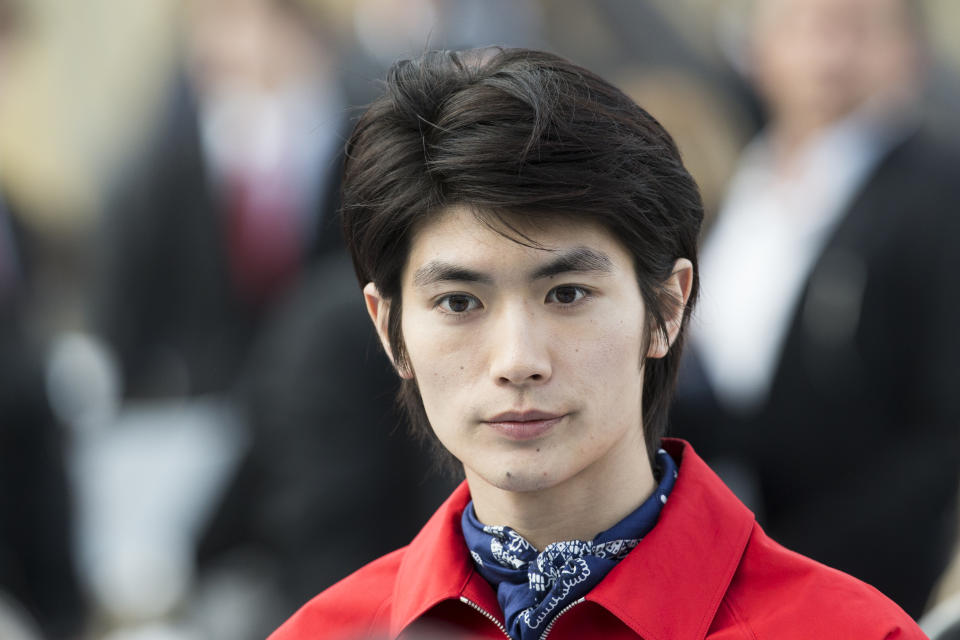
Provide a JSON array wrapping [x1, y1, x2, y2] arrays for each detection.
[[0, 193, 85, 638], [673, 129, 960, 617], [92, 77, 346, 398]]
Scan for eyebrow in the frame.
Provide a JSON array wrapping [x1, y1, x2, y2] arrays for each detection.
[[530, 246, 614, 280], [412, 262, 494, 286], [411, 246, 614, 287]]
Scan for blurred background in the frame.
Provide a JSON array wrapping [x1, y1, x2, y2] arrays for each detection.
[[0, 0, 959, 638]]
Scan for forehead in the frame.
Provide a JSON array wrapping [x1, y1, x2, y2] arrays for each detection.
[[403, 206, 634, 278]]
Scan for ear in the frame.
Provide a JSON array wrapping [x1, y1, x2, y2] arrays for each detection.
[[363, 282, 413, 379], [647, 258, 695, 359]]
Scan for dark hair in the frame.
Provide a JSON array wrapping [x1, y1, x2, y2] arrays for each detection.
[[341, 48, 703, 470]]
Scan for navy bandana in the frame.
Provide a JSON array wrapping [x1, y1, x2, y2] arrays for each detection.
[[461, 449, 678, 640]]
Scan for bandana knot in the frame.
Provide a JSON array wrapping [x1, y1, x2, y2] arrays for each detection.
[[461, 449, 678, 640]]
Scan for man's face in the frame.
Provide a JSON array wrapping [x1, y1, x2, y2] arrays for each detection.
[[389, 206, 652, 495]]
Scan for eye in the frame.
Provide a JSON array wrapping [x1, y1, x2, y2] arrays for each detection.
[[546, 285, 589, 305], [436, 293, 482, 314]]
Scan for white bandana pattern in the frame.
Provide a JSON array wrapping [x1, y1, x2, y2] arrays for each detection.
[[481, 529, 641, 594]]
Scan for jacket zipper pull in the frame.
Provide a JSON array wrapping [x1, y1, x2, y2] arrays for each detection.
[[459, 596, 512, 639]]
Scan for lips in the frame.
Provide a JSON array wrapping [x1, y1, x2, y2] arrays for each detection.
[[487, 410, 561, 423], [484, 410, 566, 440]]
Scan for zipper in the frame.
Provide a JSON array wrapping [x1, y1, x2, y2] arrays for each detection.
[[460, 596, 511, 639], [459, 595, 587, 640], [538, 597, 586, 640]]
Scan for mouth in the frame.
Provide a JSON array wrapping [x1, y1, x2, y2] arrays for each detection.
[[483, 410, 567, 440]]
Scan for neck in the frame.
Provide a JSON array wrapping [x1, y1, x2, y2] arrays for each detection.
[[465, 427, 655, 550], [770, 91, 915, 168], [768, 112, 835, 168]]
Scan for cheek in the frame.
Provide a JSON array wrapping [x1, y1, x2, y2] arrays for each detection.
[[402, 312, 481, 407], [565, 313, 646, 391]]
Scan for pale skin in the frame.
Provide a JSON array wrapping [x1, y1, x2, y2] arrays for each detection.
[[750, 0, 920, 162], [365, 206, 693, 550]]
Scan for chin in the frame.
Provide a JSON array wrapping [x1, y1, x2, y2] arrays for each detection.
[[479, 461, 563, 494]]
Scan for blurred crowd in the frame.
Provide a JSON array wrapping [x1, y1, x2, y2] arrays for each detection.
[[0, 0, 959, 638]]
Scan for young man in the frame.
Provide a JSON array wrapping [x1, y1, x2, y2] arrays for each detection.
[[270, 48, 926, 639]]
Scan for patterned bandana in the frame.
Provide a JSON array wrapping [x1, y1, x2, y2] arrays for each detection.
[[461, 449, 678, 640]]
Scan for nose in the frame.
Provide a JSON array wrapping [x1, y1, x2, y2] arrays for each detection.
[[488, 304, 552, 387]]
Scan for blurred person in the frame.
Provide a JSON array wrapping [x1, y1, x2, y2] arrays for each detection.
[[91, 0, 349, 398], [672, 0, 960, 617], [0, 196, 85, 640], [81, 0, 356, 631], [0, 1, 87, 637], [271, 47, 925, 639]]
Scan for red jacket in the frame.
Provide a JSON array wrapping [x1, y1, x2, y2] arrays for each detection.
[[270, 439, 927, 639]]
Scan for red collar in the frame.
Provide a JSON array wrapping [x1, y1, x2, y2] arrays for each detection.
[[388, 439, 755, 640]]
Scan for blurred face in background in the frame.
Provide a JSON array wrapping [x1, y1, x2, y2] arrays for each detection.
[[751, 0, 921, 134], [185, 0, 327, 98], [184, 0, 339, 176]]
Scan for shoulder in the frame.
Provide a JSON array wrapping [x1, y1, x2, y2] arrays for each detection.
[[868, 128, 960, 210], [716, 523, 926, 639], [268, 547, 406, 640]]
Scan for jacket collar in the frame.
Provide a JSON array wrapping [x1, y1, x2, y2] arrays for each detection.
[[586, 439, 755, 640], [389, 439, 755, 639], [389, 481, 484, 637]]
